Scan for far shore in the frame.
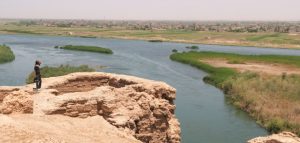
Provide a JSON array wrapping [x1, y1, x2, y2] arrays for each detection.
[[1, 28, 300, 49]]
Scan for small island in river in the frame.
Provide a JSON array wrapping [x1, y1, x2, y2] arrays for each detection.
[[55, 45, 113, 54]]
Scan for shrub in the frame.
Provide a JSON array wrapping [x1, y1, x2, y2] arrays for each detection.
[[185, 45, 199, 50], [0, 45, 15, 64], [266, 118, 287, 133]]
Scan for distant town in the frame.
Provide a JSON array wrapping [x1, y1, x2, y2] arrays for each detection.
[[2, 19, 300, 33]]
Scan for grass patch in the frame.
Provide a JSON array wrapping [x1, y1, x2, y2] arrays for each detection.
[[170, 51, 236, 86], [56, 45, 113, 54], [0, 45, 15, 64], [170, 51, 300, 136], [223, 73, 300, 136], [173, 51, 300, 67], [247, 33, 281, 41], [3, 29, 39, 35], [26, 65, 95, 84]]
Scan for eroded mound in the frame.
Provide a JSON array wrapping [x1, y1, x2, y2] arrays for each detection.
[[48, 76, 137, 95], [0, 72, 181, 143]]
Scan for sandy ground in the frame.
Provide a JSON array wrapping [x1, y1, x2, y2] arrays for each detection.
[[0, 114, 140, 143], [201, 59, 300, 75]]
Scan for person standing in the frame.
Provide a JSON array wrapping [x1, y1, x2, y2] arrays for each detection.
[[34, 60, 42, 89]]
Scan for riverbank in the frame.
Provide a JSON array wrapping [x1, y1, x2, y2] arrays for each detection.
[[0, 45, 15, 64], [170, 51, 300, 136], [1, 24, 300, 49]]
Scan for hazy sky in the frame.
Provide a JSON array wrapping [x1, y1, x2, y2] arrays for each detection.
[[0, 0, 299, 21]]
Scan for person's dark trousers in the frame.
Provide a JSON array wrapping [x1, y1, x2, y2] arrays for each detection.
[[35, 75, 42, 89]]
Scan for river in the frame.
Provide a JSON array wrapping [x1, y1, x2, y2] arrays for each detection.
[[2, 34, 300, 143]]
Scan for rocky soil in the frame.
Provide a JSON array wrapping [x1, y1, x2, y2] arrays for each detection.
[[248, 132, 300, 143], [0, 72, 181, 143]]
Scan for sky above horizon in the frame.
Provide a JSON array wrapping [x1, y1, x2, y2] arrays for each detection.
[[0, 0, 299, 21]]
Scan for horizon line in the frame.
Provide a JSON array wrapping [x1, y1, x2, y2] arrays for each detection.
[[1, 17, 300, 22]]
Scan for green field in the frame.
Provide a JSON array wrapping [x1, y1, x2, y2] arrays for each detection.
[[1, 24, 300, 49], [170, 52, 237, 86], [56, 45, 113, 54], [170, 51, 300, 136], [170, 51, 300, 85], [26, 65, 95, 84], [0, 45, 15, 64], [172, 51, 300, 67]]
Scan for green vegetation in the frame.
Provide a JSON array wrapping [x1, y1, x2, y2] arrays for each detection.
[[227, 60, 245, 64], [0, 45, 15, 64], [170, 51, 300, 136], [246, 33, 300, 45], [246, 33, 281, 41], [148, 39, 163, 42], [185, 45, 199, 50], [170, 51, 236, 86], [171, 51, 300, 67], [56, 45, 113, 54], [172, 49, 178, 53], [2, 29, 39, 35], [79, 35, 97, 38], [26, 65, 95, 84], [223, 73, 300, 136]]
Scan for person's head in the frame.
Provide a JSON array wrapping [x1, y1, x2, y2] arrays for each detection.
[[35, 60, 41, 65]]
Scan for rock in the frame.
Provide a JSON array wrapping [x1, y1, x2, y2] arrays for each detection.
[[1, 107, 12, 114], [0, 72, 181, 143], [248, 132, 300, 143]]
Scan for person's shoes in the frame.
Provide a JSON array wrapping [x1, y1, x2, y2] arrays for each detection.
[[33, 88, 41, 92]]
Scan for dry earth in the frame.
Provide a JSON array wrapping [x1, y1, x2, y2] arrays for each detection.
[[0, 72, 181, 143], [0, 114, 140, 143], [201, 59, 300, 75], [248, 132, 300, 143]]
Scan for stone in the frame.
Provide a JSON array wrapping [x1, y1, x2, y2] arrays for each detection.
[[1, 107, 12, 114]]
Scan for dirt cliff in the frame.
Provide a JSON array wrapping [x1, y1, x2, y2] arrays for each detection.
[[0, 72, 181, 143], [248, 132, 300, 143]]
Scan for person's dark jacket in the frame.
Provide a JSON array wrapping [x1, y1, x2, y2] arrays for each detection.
[[34, 65, 41, 76]]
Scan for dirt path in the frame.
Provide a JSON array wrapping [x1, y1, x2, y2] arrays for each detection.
[[201, 59, 300, 75], [0, 114, 140, 143]]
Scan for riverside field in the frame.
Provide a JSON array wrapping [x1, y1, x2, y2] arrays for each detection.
[[170, 51, 300, 136]]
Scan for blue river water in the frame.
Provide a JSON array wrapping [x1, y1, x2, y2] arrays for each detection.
[[2, 34, 300, 142]]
